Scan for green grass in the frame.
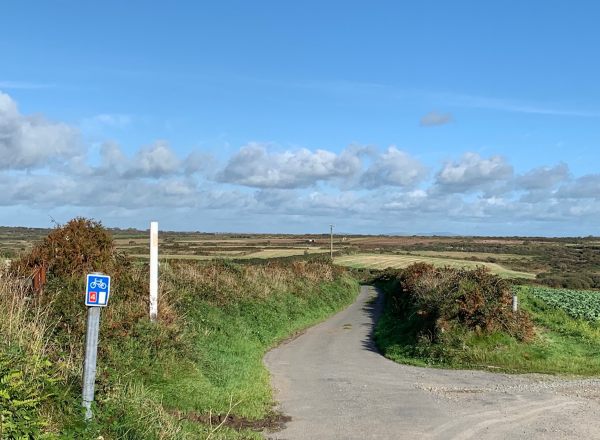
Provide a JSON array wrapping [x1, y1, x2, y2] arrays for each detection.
[[96, 271, 359, 439], [335, 253, 535, 279], [374, 284, 600, 375], [151, 277, 359, 419]]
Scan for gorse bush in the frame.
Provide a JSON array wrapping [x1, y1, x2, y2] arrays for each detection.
[[376, 263, 534, 362], [10, 217, 123, 278]]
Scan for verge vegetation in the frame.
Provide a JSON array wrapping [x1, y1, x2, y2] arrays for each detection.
[[374, 263, 600, 375], [0, 218, 359, 439]]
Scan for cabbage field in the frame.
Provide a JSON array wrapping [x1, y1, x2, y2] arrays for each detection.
[[529, 287, 600, 321]]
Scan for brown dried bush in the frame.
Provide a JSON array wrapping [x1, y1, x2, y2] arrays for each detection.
[[387, 263, 534, 343], [10, 217, 124, 278]]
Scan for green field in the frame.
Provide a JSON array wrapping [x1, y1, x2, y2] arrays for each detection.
[[335, 253, 536, 279], [528, 286, 600, 321]]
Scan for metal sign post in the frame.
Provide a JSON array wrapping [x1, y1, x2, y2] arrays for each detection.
[[82, 272, 111, 421]]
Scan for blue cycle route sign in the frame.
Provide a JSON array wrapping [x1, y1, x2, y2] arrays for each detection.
[[85, 273, 111, 307]]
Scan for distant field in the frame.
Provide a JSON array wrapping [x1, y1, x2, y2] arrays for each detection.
[[3, 226, 600, 287], [408, 251, 532, 261], [132, 247, 329, 260], [334, 254, 536, 279]]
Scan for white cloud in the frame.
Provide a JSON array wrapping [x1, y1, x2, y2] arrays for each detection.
[[516, 163, 570, 190], [217, 143, 362, 188], [556, 174, 600, 200], [435, 153, 513, 193], [0, 91, 81, 169], [3, 90, 600, 235], [128, 141, 181, 178], [361, 146, 427, 188]]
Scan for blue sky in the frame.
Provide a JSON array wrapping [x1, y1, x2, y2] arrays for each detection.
[[1, 1, 600, 235]]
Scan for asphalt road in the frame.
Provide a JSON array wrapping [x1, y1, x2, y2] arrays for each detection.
[[264, 285, 600, 439]]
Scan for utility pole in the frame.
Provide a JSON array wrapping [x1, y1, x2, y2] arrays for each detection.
[[330, 224, 334, 259]]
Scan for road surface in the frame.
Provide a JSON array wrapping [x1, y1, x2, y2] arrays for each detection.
[[264, 285, 600, 439]]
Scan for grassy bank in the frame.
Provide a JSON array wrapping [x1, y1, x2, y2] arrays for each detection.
[[373, 266, 600, 375], [0, 220, 359, 439], [150, 261, 359, 422]]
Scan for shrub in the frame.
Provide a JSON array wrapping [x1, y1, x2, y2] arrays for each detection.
[[10, 217, 125, 279], [382, 263, 533, 345]]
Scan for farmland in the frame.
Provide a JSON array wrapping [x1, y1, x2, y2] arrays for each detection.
[[4, 221, 600, 438], [528, 286, 600, 321], [334, 253, 536, 279], [4, 226, 600, 287]]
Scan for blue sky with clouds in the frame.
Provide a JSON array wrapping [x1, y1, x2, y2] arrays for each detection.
[[2, 1, 600, 235]]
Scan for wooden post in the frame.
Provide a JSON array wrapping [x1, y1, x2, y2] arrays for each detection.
[[150, 221, 158, 321]]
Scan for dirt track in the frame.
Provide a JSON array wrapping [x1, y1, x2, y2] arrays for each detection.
[[264, 285, 600, 439]]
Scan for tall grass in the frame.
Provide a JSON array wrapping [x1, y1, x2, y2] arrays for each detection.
[[0, 274, 53, 376]]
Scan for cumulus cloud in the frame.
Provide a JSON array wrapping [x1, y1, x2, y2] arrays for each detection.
[[4, 90, 600, 234], [94, 141, 188, 179], [361, 146, 427, 188], [420, 111, 453, 127], [184, 151, 215, 175], [516, 163, 570, 190], [128, 141, 181, 178], [556, 174, 600, 200], [217, 143, 362, 188], [0, 91, 80, 169], [435, 153, 513, 193]]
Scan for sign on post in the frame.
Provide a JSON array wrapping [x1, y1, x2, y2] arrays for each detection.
[[85, 273, 111, 307], [82, 272, 111, 421]]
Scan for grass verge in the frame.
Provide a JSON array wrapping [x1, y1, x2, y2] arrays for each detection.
[[2, 236, 359, 439], [147, 267, 359, 421]]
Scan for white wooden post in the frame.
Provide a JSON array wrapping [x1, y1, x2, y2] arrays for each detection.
[[150, 221, 158, 321], [512, 293, 518, 313]]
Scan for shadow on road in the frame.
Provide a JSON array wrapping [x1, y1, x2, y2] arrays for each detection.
[[360, 286, 384, 355]]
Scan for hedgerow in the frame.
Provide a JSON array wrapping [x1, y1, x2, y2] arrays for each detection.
[[376, 263, 533, 362]]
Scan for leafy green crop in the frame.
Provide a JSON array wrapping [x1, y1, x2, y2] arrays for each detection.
[[528, 287, 600, 321]]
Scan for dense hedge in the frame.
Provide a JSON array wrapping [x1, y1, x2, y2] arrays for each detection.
[[378, 263, 533, 345]]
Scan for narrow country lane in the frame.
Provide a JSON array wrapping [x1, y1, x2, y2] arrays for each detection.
[[264, 285, 600, 440]]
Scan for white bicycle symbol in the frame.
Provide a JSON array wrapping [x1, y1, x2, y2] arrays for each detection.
[[90, 278, 107, 289]]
